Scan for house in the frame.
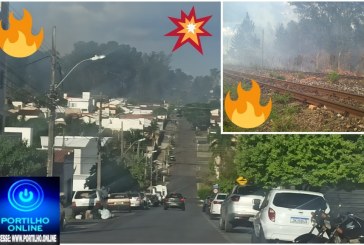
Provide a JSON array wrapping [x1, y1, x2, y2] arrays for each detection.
[[210, 109, 221, 127], [17, 107, 44, 121], [40, 136, 112, 192], [12, 101, 24, 110], [4, 127, 33, 146], [64, 92, 94, 114], [101, 117, 151, 131]]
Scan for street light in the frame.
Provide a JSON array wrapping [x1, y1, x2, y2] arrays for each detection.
[[124, 138, 146, 156], [55, 55, 106, 89], [46, 27, 106, 178], [147, 150, 157, 189], [123, 138, 146, 166]]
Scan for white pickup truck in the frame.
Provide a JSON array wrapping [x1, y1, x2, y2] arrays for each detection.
[[219, 185, 265, 232]]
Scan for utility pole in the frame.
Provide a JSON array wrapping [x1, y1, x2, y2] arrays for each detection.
[[47, 26, 57, 177], [261, 29, 264, 68], [120, 122, 124, 166], [0, 2, 9, 133], [97, 94, 103, 190]]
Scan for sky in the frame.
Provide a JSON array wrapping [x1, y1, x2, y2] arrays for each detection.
[[223, 2, 298, 54], [7, 2, 221, 77]]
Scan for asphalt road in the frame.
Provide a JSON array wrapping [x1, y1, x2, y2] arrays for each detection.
[[61, 118, 252, 243]]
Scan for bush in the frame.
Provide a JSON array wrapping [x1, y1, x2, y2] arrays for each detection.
[[327, 71, 340, 83], [197, 187, 212, 200]]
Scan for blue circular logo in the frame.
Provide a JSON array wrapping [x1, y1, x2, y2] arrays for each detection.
[[8, 179, 44, 212]]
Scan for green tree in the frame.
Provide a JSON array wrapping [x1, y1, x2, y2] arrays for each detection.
[[183, 103, 211, 130], [234, 135, 364, 190], [0, 138, 47, 176], [228, 13, 260, 65]]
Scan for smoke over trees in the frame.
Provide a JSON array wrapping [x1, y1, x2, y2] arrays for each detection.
[[7, 41, 219, 104], [225, 2, 364, 73]]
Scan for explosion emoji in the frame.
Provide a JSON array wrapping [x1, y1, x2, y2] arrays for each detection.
[[0, 9, 44, 58], [224, 80, 272, 129], [165, 7, 212, 54]]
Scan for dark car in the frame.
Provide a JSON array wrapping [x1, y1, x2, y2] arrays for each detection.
[[202, 195, 214, 213], [60, 194, 66, 231], [164, 192, 185, 211]]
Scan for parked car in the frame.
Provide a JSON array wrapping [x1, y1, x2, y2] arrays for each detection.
[[129, 192, 143, 209], [251, 189, 330, 243], [202, 196, 214, 213], [164, 192, 185, 211], [145, 193, 160, 207], [71, 189, 103, 217], [107, 193, 131, 212], [60, 194, 66, 231], [209, 193, 228, 218], [169, 155, 176, 161], [220, 185, 265, 232]]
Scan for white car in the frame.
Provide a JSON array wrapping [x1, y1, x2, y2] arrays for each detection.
[[71, 189, 103, 217], [251, 189, 330, 243], [220, 185, 265, 232], [209, 193, 227, 218], [129, 192, 144, 209]]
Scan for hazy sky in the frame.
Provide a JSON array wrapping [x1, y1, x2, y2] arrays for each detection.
[[7, 2, 220, 77], [223, 2, 298, 53]]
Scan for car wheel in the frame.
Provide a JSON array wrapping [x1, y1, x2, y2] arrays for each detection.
[[224, 218, 233, 232], [259, 229, 268, 243], [219, 217, 225, 230], [251, 229, 259, 243], [60, 218, 66, 231]]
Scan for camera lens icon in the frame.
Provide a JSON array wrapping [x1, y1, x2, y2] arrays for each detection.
[[8, 179, 44, 212]]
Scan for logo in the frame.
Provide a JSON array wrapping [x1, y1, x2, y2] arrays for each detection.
[[0, 9, 44, 58], [7, 179, 44, 212], [165, 7, 212, 54], [224, 80, 272, 129]]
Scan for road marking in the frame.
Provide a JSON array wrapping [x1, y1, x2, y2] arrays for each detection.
[[201, 213, 235, 243]]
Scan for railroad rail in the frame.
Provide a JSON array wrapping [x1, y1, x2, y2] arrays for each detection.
[[224, 69, 364, 118]]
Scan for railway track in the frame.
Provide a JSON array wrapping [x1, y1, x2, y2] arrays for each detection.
[[224, 69, 364, 118]]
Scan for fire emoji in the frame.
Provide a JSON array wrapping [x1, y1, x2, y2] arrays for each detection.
[[224, 80, 272, 129], [0, 9, 43, 58]]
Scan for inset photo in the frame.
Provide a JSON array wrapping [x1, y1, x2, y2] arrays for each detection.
[[223, 2, 364, 133]]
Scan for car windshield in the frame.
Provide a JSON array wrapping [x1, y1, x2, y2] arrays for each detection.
[[75, 191, 97, 199], [273, 193, 328, 210], [110, 193, 129, 198], [167, 193, 182, 198]]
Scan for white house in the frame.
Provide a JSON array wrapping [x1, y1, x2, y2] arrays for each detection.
[[64, 92, 93, 114], [101, 117, 152, 131], [40, 136, 112, 191], [12, 101, 24, 109], [4, 127, 33, 146]]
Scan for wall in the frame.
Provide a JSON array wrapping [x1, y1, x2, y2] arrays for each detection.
[[4, 127, 33, 146]]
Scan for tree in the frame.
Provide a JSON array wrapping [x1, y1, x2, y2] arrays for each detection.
[[228, 13, 260, 65], [208, 130, 237, 192], [0, 138, 47, 176], [234, 135, 364, 190], [183, 103, 211, 131]]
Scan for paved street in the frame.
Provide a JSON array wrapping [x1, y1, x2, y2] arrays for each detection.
[[61, 119, 252, 243]]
